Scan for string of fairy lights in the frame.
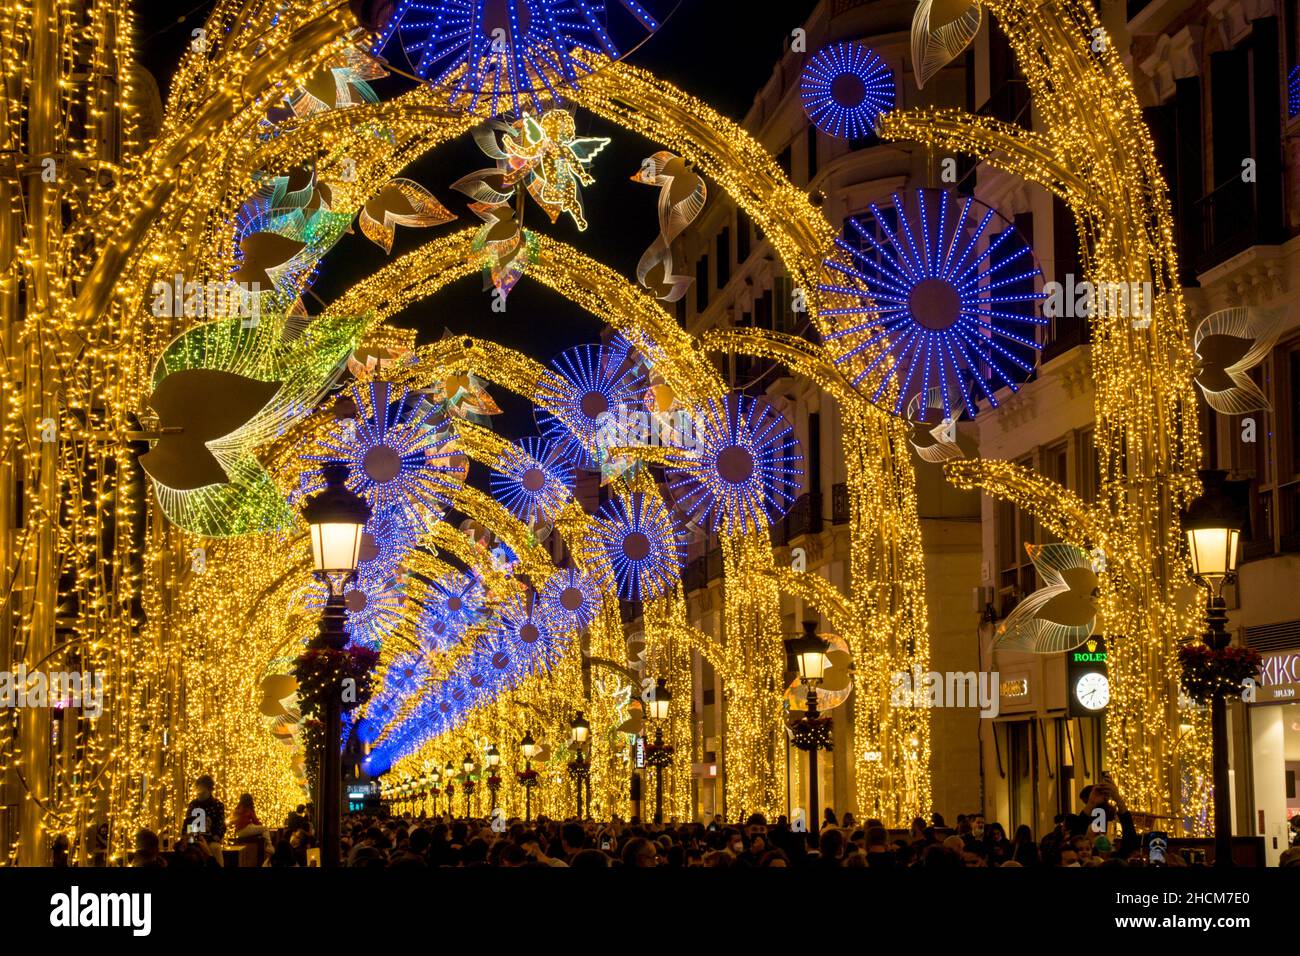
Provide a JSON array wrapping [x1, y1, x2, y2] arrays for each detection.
[[0, 0, 1209, 862]]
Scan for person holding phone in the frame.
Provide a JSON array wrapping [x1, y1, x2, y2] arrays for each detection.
[[1067, 773, 1139, 859]]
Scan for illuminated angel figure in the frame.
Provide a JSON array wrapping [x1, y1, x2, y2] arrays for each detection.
[[664, 393, 804, 535], [538, 566, 600, 632], [302, 381, 464, 530], [582, 492, 686, 602], [995, 543, 1100, 654], [502, 110, 610, 231], [489, 437, 575, 526]]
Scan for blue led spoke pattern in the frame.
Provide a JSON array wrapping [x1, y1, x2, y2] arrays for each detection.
[[371, 1, 676, 117], [538, 565, 600, 631], [665, 392, 803, 535], [800, 41, 895, 140], [363, 587, 574, 773], [820, 188, 1045, 418], [583, 492, 685, 601], [535, 342, 647, 470], [303, 381, 463, 529], [416, 571, 485, 650], [489, 436, 575, 525], [358, 505, 422, 580], [302, 568, 408, 649]]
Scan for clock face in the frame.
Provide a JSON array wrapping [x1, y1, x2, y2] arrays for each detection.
[[1075, 672, 1110, 711]]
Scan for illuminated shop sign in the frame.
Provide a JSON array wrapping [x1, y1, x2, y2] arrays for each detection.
[[1253, 651, 1300, 703]]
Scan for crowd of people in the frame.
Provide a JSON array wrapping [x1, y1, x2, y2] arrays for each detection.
[[106, 771, 1300, 868]]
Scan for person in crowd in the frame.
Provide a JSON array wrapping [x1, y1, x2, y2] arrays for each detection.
[[984, 821, 1010, 865], [1066, 777, 1139, 859], [230, 793, 268, 847], [184, 774, 226, 847], [1011, 825, 1040, 867], [131, 829, 166, 868], [864, 826, 894, 868]]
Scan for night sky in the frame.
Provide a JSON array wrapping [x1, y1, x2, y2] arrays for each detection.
[[135, 2, 819, 436]]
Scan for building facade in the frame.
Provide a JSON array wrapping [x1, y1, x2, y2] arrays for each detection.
[[672, 0, 1300, 856]]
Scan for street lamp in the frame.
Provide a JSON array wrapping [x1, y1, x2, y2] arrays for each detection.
[[644, 678, 674, 825], [787, 620, 833, 836], [570, 711, 592, 818], [300, 462, 370, 869], [444, 760, 456, 817], [1183, 469, 1247, 867], [462, 754, 476, 817], [485, 744, 502, 813], [520, 731, 540, 822]]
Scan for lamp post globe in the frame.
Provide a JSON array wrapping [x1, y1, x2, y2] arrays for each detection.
[[1182, 469, 1249, 868], [299, 462, 370, 870]]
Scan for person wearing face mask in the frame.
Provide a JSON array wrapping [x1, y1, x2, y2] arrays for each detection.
[[969, 813, 986, 841]]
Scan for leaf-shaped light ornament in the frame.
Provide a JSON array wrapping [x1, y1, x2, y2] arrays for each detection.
[[144, 310, 368, 536], [291, 46, 387, 118], [358, 178, 455, 254], [912, 0, 983, 90], [994, 543, 1100, 654], [905, 389, 969, 464], [631, 151, 707, 302], [1193, 306, 1286, 415]]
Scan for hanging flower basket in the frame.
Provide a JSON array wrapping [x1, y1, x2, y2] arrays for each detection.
[[293, 646, 379, 717], [517, 768, 539, 788], [1178, 644, 1262, 703]]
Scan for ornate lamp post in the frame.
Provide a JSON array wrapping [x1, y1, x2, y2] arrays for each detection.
[[519, 731, 540, 822], [428, 766, 441, 814], [644, 679, 674, 825], [570, 711, 592, 818], [462, 754, 476, 817], [1183, 470, 1248, 867], [788, 621, 832, 836], [300, 462, 370, 869], [485, 744, 502, 813], [444, 760, 456, 817]]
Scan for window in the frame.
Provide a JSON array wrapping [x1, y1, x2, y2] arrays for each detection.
[[806, 125, 818, 182], [773, 275, 797, 333], [737, 208, 752, 262], [1077, 429, 1099, 503], [1041, 443, 1068, 543], [777, 142, 792, 177], [997, 456, 1038, 614], [715, 228, 731, 289], [695, 255, 709, 313]]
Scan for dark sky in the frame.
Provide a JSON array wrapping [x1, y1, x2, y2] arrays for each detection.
[[136, 2, 819, 434]]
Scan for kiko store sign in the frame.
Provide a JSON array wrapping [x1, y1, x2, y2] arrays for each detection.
[[1251, 651, 1300, 704]]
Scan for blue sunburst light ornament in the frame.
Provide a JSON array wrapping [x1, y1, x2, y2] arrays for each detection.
[[538, 565, 600, 631], [370, 1, 680, 117], [665, 393, 804, 535], [304, 381, 464, 527], [417, 571, 484, 648], [535, 342, 647, 470], [357, 505, 422, 579], [800, 41, 896, 140], [819, 188, 1045, 418], [491, 589, 567, 677], [583, 491, 685, 601], [489, 436, 575, 525]]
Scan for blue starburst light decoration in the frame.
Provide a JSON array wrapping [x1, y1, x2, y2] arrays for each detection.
[[491, 589, 567, 676], [303, 381, 464, 529], [535, 342, 647, 470], [489, 436, 575, 525], [370, 1, 679, 117], [583, 492, 685, 601], [820, 188, 1045, 418], [538, 566, 600, 631], [416, 571, 484, 649], [800, 41, 896, 140], [665, 393, 803, 535]]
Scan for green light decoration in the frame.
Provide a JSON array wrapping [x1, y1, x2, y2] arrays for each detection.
[[144, 310, 370, 537]]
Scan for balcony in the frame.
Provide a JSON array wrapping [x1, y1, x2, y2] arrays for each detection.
[[1196, 166, 1286, 275]]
